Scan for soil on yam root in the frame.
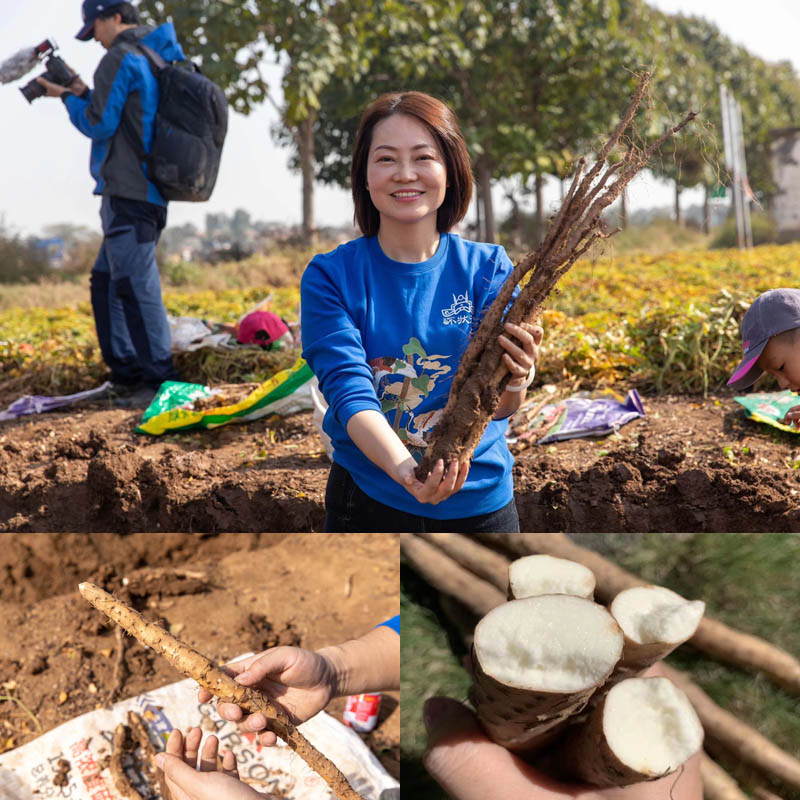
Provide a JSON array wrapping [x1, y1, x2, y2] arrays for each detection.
[[0, 533, 400, 779], [0, 395, 799, 531]]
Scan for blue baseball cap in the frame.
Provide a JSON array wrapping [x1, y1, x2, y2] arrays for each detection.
[[728, 288, 800, 390], [76, 1, 126, 41]]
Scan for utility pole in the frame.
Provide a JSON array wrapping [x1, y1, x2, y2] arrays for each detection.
[[720, 84, 753, 249]]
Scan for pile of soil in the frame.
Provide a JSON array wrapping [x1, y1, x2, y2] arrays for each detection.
[[0, 533, 400, 780], [1, 394, 799, 531]]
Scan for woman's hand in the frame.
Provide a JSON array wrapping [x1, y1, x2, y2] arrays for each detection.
[[154, 728, 265, 800], [422, 696, 702, 800], [196, 647, 338, 746], [499, 321, 543, 388], [494, 322, 544, 420], [397, 456, 469, 505]]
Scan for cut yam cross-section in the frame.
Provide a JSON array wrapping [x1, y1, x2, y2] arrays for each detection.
[[470, 594, 624, 752], [508, 554, 596, 600], [559, 676, 704, 786], [610, 586, 705, 678]]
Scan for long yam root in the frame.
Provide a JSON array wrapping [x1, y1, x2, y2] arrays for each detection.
[[78, 582, 364, 800]]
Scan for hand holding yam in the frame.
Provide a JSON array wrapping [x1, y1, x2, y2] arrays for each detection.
[[77, 582, 365, 800]]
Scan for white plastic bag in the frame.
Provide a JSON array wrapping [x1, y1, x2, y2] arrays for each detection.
[[0, 669, 398, 800]]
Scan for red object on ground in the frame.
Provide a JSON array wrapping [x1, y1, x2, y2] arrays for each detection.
[[237, 310, 289, 347], [343, 694, 382, 732]]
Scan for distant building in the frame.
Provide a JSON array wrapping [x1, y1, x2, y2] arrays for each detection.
[[771, 128, 800, 242]]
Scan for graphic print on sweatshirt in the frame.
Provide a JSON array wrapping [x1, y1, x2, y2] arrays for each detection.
[[370, 336, 454, 456], [441, 292, 473, 327]]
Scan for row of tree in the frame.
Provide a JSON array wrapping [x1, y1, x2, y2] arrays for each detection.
[[138, 0, 800, 243]]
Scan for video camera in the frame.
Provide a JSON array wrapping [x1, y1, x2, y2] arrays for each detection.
[[14, 40, 77, 103]]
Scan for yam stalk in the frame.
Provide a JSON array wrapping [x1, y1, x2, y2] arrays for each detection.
[[415, 73, 696, 479], [78, 582, 364, 800], [469, 594, 623, 753], [556, 677, 704, 787]]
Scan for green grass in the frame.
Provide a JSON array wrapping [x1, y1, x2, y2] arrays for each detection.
[[401, 534, 800, 800]]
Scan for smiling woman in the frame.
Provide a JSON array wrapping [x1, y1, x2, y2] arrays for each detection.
[[300, 91, 543, 533]]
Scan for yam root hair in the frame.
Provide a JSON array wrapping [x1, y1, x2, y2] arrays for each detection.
[[415, 73, 696, 479], [78, 582, 364, 800]]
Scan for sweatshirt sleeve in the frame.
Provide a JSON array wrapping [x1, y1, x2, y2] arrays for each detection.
[[300, 256, 383, 427], [376, 615, 400, 635], [63, 47, 133, 141]]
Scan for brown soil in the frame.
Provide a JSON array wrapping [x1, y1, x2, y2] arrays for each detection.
[[1, 394, 799, 531], [0, 533, 400, 780]]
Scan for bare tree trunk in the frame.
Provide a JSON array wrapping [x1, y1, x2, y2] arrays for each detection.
[[620, 189, 628, 229], [475, 190, 483, 241], [535, 173, 545, 244], [298, 116, 317, 246], [675, 181, 682, 226], [703, 185, 711, 234], [477, 155, 496, 243]]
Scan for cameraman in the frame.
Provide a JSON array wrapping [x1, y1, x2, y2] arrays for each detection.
[[37, 1, 184, 407]]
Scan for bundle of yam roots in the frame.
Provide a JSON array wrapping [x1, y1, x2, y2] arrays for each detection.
[[401, 533, 800, 799]]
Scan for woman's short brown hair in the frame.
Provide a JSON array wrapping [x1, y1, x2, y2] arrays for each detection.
[[351, 92, 473, 237]]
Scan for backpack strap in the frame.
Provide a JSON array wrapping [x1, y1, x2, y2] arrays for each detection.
[[132, 41, 168, 73]]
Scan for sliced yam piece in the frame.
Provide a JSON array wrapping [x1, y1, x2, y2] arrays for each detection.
[[470, 594, 623, 752], [560, 676, 704, 786], [507, 554, 596, 600], [610, 586, 705, 677]]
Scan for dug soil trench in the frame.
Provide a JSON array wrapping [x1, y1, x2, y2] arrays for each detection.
[[0, 395, 798, 532], [0, 533, 400, 778]]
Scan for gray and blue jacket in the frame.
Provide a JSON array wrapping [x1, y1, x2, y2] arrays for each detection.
[[63, 23, 185, 206]]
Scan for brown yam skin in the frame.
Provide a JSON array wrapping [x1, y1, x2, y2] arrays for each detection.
[[469, 646, 596, 753], [556, 691, 674, 787], [79, 582, 364, 800]]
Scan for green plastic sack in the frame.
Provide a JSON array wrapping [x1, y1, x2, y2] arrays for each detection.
[[733, 389, 800, 433], [136, 357, 314, 435]]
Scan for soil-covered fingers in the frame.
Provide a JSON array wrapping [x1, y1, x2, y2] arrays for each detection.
[[199, 734, 220, 772], [220, 748, 240, 778], [423, 459, 468, 505]]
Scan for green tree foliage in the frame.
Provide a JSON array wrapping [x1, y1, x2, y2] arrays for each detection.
[[0, 223, 50, 284]]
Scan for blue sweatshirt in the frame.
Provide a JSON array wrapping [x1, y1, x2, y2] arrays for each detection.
[[301, 233, 515, 520], [63, 23, 185, 205]]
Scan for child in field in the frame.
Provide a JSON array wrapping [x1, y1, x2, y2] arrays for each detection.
[[728, 288, 800, 426], [301, 91, 542, 533], [153, 617, 399, 800]]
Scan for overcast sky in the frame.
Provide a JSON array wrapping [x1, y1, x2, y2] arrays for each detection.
[[1, 0, 799, 237]]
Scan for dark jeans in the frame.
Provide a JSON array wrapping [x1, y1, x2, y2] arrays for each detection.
[[324, 462, 520, 533], [90, 196, 177, 388]]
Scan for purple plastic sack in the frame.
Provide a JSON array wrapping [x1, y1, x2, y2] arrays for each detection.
[[509, 389, 646, 445], [0, 382, 112, 422]]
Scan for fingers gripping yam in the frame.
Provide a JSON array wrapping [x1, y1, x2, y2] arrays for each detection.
[[78, 582, 364, 800], [608, 586, 705, 680], [558, 677, 704, 787], [507, 554, 596, 600], [470, 595, 624, 752]]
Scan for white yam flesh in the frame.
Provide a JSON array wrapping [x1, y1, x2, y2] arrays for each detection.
[[474, 594, 623, 692], [611, 586, 705, 645], [508, 554, 596, 600], [604, 677, 704, 776]]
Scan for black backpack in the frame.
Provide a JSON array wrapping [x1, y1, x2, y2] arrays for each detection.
[[132, 43, 228, 202]]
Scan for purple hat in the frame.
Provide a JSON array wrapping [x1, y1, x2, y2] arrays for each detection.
[[76, 0, 125, 41], [728, 288, 800, 390]]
